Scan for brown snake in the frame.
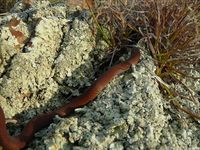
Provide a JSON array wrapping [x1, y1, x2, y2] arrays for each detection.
[[0, 48, 140, 150]]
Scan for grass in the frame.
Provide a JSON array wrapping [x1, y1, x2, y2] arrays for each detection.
[[92, 0, 200, 120]]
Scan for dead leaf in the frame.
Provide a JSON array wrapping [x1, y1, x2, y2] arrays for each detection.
[[8, 17, 27, 44], [9, 17, 20, 27]]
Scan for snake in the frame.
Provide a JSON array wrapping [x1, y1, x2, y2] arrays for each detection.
[[0, 48, 140, 150]]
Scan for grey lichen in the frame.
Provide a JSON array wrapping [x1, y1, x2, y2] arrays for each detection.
[[27, 50, 169, 149], [0, 11, 67, 117]]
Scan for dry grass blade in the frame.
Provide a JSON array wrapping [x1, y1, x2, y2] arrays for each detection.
[[135, 0, 200, 119], [93, 0, 141, 51], [93, 0, 200, 120]]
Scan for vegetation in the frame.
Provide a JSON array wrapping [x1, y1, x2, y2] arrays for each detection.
[[92, 0, 200, 119], [0, 0, 15, 13]]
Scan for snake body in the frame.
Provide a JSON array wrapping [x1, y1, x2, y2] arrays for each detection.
[[0, 48, 140, 150]]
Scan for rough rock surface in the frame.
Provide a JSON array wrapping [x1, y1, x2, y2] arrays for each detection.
[[0, 1, 200, 150]]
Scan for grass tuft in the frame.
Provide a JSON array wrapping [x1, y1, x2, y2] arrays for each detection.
[[92, 0, 142, 51], [92, 0, 200, 119]]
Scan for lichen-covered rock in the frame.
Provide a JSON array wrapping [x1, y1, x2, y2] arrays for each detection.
[[0, 0, 200, 150]]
